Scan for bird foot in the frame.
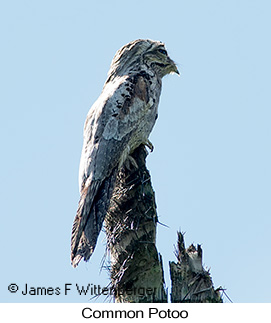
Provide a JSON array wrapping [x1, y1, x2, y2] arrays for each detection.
[[144, 140, 154, 152]]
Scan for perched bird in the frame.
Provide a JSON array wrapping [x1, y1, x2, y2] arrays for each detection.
[[71, 39, 179, 267]]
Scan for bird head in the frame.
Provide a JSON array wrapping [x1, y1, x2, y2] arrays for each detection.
[[142, 41, 179, 77], [106, 39, 179, 83]]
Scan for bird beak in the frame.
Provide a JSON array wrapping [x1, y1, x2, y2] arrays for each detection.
[[171, 61, 180, 75], [168, 58, 180, 76], [172, 64, 180, 75]]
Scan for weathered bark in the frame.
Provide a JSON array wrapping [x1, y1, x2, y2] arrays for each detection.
[[105, 145, 167, 302], [169, 232, 222, 303]]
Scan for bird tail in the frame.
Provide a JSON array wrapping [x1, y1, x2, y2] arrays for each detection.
[[71, 180, 101, 267]]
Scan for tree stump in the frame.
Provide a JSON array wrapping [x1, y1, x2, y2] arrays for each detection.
[[170, 232, 222, 303], [104, 145, 222, 303], [105, 145, 167, 302]]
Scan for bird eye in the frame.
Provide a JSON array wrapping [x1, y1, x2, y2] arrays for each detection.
[[158, 48, 167, 55]]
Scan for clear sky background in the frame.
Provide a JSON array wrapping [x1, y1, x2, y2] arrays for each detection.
[[1, 0, 270, 303]]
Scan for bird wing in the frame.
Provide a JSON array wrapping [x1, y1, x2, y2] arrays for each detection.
[[71, 73, 153, 266]]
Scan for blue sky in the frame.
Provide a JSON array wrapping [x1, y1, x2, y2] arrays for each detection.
[[1, 0, 270, 303]]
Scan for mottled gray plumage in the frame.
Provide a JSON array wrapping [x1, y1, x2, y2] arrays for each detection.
[[71, 39, 178, 267]]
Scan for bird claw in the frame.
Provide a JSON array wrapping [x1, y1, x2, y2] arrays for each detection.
[[144, 140, 154, 152]]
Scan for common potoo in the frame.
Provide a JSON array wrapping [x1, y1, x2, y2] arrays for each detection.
[[71, 39, 178, 267]]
